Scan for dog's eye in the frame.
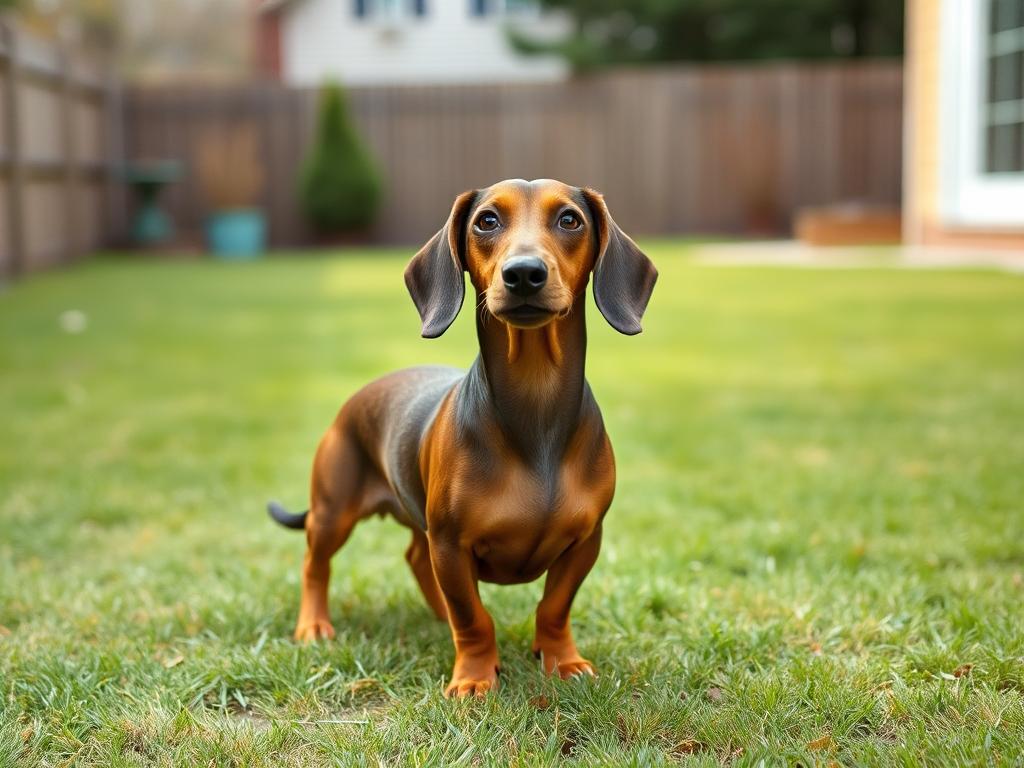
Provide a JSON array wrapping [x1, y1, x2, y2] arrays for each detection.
[[475, 212, 500, 232], [558, 211, 582, 231]]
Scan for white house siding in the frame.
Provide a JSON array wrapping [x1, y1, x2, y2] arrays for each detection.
[[280, 0, 568, 85]]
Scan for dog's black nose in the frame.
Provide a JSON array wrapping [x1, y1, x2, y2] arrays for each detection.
[[502, 256, 548, 298]]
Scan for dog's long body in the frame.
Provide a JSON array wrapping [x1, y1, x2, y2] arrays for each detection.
[[270, 179, 656, 697]]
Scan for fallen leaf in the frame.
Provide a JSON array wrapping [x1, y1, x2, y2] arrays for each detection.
[[529, 694, 550, 710], [671, 739, 702, 756], [706, 687, 724, 703], [807, 735, 835, 751], [20, 727, 32, 743], [560, 734, 576, 756], [1012, 572, 1023, 588], [162, 654, 184, 669], [0, 625, 11, 637], [953, 664, 974, 678], [346, 678, 378, 694], [809, 642, 823, 656]]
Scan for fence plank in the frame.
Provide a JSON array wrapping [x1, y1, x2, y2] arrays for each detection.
[[1, 22, 25, 276], [0, 21, 114, 276], [60, 48, 77, 263]]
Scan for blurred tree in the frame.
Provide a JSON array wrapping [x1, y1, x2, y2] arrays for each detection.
[[299, 84, 382, 235], [11, 0, 249, 82], [118, 0, 250, 82], [13, 0, 117, 50], [510, 0, 904, 70]]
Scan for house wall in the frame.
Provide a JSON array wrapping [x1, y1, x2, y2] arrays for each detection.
[[904, 0, 1024, 250], [279, 0, 567, 86]]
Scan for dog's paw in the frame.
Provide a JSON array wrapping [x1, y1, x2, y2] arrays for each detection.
[[550, 657, 597, 680], [535, 645, 597, 679], [444, 658, 499, 699], [294, 618, 335, 642], [444, 673, 498, 699]]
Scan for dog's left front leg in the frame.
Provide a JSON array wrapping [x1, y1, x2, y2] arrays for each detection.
[[533, 525, 602, 679], [429, 536, 499, 698]]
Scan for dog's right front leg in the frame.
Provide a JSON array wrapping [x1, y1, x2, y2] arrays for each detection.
[[428, 536, 499, 698]]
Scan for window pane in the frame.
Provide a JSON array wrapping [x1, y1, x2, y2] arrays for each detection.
[[989, 52, 1023, 102], [991, 0, 1023, 33], [984, 2, 1024, 171], [987, 123, 1024, 172], [505, 0, 536, 12]]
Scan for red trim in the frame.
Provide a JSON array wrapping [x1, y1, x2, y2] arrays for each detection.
[[252, 0, 283, 80]]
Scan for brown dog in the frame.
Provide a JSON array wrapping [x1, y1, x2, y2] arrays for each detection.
[[269, 179, 656, 697]]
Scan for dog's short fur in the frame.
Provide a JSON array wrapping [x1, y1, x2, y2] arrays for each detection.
[[270, 179, 657, 697]]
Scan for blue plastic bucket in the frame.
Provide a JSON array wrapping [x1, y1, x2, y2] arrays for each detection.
[[206, 210, 266, 259]]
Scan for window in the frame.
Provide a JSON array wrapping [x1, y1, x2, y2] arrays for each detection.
[[504, 0, 537, 13], [940, 0, 1024, 226], [354, 0, 426, 20], [470, 0, 537, 17], [984, 0, 1024, 172]]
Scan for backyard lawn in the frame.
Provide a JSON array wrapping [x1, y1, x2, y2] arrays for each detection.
[[1, 247, 1023, 766]]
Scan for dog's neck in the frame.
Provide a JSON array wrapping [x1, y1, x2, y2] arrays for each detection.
[[469, 294, 588, 463]]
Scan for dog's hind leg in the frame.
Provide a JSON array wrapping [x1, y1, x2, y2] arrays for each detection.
[[294, 430, 364, 642], [294, 507, 355, 641], [405, 529, 447, 621]]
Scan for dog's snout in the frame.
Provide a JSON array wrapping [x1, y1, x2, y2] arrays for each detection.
[[501, 256, 548, 298]]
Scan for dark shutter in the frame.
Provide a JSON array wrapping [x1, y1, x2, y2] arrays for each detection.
[[354, 0, 368, 18], [413, 0, 427, 16], [470, 0, 488, 17]]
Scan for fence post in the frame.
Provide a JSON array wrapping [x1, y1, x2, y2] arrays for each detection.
[[1, 21, 26, 277], [104, 76, 125, 247], [59, 48, 77, 264]]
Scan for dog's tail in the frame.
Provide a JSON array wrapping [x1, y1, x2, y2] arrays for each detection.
[[267, 500, 308, 531]]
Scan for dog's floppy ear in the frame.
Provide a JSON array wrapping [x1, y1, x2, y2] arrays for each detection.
[[404, 190, 477, 338], [583, 188, 658, 336]]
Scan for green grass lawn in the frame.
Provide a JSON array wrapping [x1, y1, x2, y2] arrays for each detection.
[[2, 247, 1023, 766]]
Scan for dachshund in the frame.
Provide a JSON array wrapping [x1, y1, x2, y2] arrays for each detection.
[[269, 178, 657, 697]]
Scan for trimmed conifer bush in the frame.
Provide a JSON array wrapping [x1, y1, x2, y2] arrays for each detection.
[[299, 83, 381, 234]]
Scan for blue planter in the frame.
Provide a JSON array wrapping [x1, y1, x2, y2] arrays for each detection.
[[206, 210, 266, 259]]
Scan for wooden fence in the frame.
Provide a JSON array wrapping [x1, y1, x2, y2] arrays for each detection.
[[0, 21, 118, 277], [124, 61, 903, 248]]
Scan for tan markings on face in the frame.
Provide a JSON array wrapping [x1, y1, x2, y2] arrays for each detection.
[[464, 180, 596, 329]]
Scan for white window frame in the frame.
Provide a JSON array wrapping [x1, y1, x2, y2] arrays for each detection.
[[940, 0, 1024, 227]]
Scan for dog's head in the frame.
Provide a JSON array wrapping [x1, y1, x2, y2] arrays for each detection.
[[405, 179, 657, 338]]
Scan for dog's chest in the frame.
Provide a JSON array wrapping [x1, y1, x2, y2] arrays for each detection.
[[461, 459, 608, 584]]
